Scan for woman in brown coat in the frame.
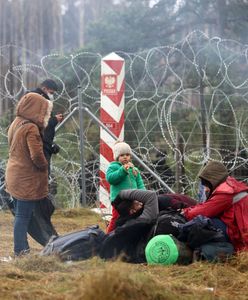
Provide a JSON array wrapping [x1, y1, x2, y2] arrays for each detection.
[[5, 93, 53, 255]]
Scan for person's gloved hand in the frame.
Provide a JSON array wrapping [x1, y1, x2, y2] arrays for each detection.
[[52, 143, 60, 154]]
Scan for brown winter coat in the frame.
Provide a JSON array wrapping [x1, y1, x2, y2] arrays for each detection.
[[5, 93, 53, 200]]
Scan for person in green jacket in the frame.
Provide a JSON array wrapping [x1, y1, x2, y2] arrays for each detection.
[[106, 141, 146, 233]]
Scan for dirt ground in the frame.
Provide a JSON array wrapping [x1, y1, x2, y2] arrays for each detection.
[[1, 208, 248, 300], [0, 208, 106, 258]]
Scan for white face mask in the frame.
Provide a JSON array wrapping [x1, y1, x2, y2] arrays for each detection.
[[47, 93, 54, 101]]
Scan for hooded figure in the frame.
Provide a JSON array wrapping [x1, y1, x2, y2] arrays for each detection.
[[183, 161, 248, 252], [6, 93, 52, 200], [27, 79, 63, 175], [5, 93, 53, 255], [199, 161, 229, 194]]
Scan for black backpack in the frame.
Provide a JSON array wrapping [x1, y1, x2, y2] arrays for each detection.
[[177, 216, 227, 249], [100, 222, 153, 263], [150, 210, 187, 238], [41, 225, 106, 261]]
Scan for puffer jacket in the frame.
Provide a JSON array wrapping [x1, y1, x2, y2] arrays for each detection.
[[106, 161, 145, 201], [5, 93, 53, 200], [183, 161, 248, 251]]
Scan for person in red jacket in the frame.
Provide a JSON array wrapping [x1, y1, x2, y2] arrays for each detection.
[[182, 161, 248, 252]]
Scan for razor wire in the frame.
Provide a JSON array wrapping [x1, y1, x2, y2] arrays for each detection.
[[1, 30, 248, 208]]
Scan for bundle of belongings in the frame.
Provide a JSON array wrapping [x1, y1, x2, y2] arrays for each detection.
[[40, 189, 234, 264], [41, 225, 106, 261], [99, 190, 234, 265], [41, 160, 248, 264]]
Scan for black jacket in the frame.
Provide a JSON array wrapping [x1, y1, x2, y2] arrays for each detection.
[[27, 88, 58, 159], [30, 87, 50, 100]]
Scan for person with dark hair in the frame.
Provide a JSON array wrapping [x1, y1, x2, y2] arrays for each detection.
[[182, 161, 248, 252], [112, 191, 195, 228], [100, 189, 158, 262], [102, 190, 194, 264], [30, 79, 58, 101], [28, 79, 63, 174], [39, 79, 58, 99], [112, 189, 158, 227]]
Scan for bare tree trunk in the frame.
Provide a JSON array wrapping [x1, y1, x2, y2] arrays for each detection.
[[38, 0, 44, 56], [19, 1, 27, 81], [9, 45, 15, 121], [58, 5, 64, 53], [1, 0, 7, 44], [216, 0, 227, 37], [79, 0, 85, 48], [53, 0, 64, 52]]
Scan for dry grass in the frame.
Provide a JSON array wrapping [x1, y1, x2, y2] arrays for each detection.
[[1, 209, 248, 299]]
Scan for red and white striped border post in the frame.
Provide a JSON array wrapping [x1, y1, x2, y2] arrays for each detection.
[[100, 52, 125, 213]]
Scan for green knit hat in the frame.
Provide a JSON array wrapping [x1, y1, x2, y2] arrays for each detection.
[[145, 235, 179, 265]]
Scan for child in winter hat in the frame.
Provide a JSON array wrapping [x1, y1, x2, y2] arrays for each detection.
[[105, 140, 146, 233], [112, 141, 132, 160]]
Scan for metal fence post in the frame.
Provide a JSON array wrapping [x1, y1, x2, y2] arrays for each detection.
[[78, 86, 86, 206]]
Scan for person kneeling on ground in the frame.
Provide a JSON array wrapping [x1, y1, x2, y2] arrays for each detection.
[[113, 186, 235, 262], [182, 161, 248, 254], [100, 189, 158, 262], [112, 189, 158, 228], [113, 191, 195, 229]]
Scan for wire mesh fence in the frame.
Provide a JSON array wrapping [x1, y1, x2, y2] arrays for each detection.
[[1, 31, 248, 208]]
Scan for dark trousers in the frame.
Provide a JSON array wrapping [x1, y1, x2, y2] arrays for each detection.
[[13, 197, 57, 255]]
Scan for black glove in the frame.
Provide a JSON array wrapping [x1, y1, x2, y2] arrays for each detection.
[[51, 143, 60, 154]]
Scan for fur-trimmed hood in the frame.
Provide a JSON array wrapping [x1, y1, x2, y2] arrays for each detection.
[[16, 93, 53, 129]]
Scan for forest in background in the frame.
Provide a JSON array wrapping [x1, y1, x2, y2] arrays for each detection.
[[1, 0, 248, 56], [1, 0, 248, 205], [1, 0, 248, 104], [0, 4, 248, 299], [1, 0, 248, 119]]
